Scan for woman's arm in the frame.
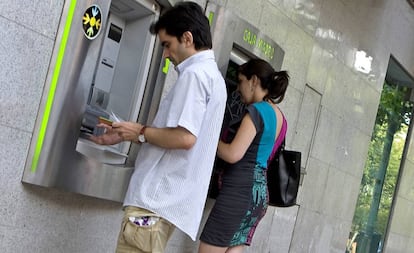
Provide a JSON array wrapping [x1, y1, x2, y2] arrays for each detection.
[[217, 114, 256, 163]]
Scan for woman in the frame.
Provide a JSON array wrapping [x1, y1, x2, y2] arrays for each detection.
[[199, 59, 289, 253]]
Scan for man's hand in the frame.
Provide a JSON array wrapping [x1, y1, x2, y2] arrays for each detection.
[[89, 122, 143, 145]]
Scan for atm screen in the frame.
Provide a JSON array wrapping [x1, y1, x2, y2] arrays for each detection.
[[225, 60, 239, 94], [223, 59, 245, 129], [108, 23, 122, 43]]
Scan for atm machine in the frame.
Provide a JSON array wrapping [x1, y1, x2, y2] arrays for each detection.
[[22, 0, 165, 202], [22, 1, 285, 203], [206, 3, 285, 130]]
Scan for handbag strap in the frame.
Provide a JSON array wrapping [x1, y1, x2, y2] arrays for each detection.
[[268, 114, 287, 161]]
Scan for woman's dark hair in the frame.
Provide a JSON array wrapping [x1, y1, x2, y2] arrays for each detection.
[[238, 59, 289, 103], [150, 2, 212, 50]]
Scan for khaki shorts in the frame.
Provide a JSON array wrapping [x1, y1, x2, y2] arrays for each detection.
[[115, 206, 175, 253]]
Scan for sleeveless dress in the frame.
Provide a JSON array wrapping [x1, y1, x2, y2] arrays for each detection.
[[200, 101, 277, 247]]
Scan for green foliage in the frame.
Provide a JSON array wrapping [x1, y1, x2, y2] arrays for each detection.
[[350, 81, 413, 239], [377, 82, 412, 128]]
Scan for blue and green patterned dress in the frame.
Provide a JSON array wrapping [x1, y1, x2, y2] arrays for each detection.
[[200, 101, 277, 247]]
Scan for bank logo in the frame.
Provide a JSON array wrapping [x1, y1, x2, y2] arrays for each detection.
[[83, 5, 102, 40]]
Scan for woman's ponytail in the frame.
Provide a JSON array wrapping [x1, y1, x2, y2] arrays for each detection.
[[239, 59, 289, 104], [265, 70, 289, 103]]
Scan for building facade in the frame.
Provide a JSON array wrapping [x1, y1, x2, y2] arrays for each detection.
[[1, 0, 414, 252]]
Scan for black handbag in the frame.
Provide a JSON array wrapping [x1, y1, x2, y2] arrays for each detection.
[[267, 140, 301, 207]]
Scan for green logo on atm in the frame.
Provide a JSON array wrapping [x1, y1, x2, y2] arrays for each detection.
[[83, 5, 102, 40], [243, 29, 275, 60]]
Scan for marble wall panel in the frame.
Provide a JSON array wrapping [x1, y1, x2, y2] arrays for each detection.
[[225, 0, 264, 27], [344, 76, 381, 135], [281, 20, 314, 91], [315, 0, 344, 58], [321, 167, 355, 219], [268, 206, 299, 253], [289, 209, 327, 253], [75, 197, 123, 242], [407, 236, 414, 253], [385, 232, 409, 253], [310, 107, 343, 166], [278, 86, 302, 146], [396, 159, 414, 201], [70, 197, 122, 253], [13, 187, 83, 236], [388, 0, 414, 77], [298, 157, 329, 212], [268, 0, 296, 20], [388, 196, 414, 236], [335, 126, 370, 177], [333, 3, 359, 70], [406, 135, 414, 163], [0, 0, 64, 39], [259, 1, 291, 49], [324, 216, 353, 253], [0, 17, 54, 133], [209, 0, 227, 7], [290, 0, 323, 37], [2, 226, 71, 253], [320, 58, 348, 115], [291, 85, 321, 166], [306, 44, 335, 94], [0, 125, 31, 228], [69, 233, 118, 253]]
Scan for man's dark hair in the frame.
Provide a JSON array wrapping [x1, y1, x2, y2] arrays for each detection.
[[150, 2, 212, 50]]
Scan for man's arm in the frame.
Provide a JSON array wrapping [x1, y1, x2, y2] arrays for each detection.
[[90, 121, 196, 150], [145, 126, 196, 150]]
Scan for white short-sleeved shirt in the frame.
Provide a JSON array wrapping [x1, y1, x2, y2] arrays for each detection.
[[123, 50, 227, 240]]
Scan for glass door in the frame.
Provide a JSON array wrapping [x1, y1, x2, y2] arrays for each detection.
[[346, 56, 414, 253]]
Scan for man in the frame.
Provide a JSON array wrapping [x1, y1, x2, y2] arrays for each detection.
[[90, 2, 227, 252]]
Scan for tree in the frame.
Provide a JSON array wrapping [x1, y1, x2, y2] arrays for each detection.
[[349, 81, 412, 253]]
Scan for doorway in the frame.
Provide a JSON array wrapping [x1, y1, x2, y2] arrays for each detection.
[[346, 56, 414, 253]]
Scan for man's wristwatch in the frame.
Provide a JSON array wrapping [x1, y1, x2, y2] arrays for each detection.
[[138, 126, 147, 143]]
